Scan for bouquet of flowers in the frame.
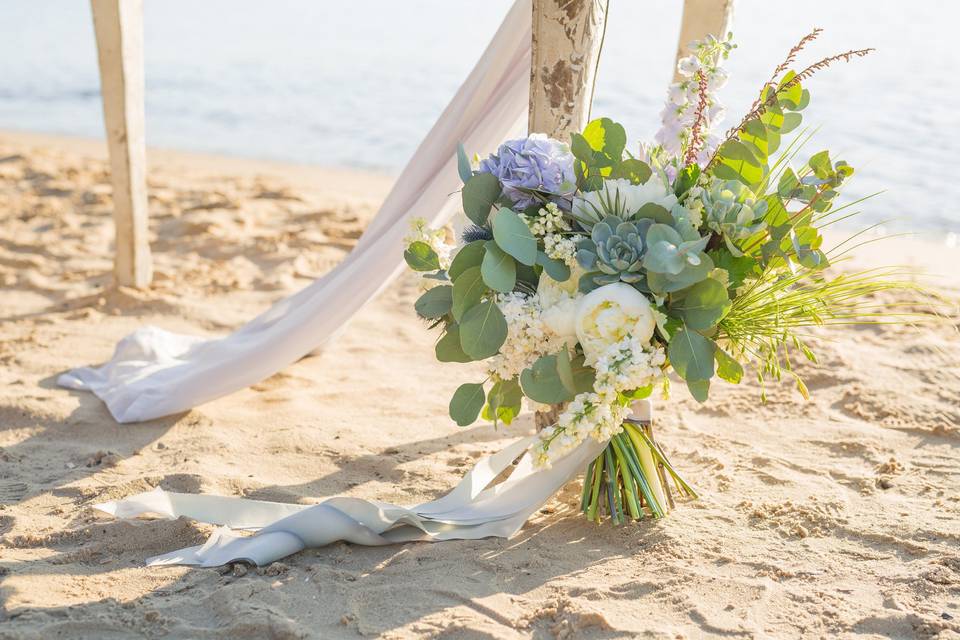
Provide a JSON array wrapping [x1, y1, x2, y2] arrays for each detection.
[[405, 32, 909, 524]]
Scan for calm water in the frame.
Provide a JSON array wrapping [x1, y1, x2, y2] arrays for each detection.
[[0, 1, 957, 234]]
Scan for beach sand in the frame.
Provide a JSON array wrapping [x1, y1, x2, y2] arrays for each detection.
[[0, 130, 958, 639]]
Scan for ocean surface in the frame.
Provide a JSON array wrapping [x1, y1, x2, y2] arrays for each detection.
[[0, 0, 957, 235]]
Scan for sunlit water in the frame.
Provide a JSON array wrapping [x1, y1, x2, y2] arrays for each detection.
[[0, 0, 957, 236]]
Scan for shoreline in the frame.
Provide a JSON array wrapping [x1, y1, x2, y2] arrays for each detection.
[[0, 128, 397, 202]]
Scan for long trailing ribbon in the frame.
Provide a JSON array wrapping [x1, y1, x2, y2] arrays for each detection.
[[96, 435, 605, 567]]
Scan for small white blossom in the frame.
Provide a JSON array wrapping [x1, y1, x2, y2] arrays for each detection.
[[524, 202, 570, 237]]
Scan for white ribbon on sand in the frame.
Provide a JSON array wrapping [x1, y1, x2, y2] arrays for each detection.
[[96, 436, 603, 567], [59, 0, 532, 423]]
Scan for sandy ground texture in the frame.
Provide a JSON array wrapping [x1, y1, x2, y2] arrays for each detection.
[[1, 131, 959, 640]]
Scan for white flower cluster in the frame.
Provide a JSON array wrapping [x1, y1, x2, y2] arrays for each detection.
[[524, 202, 570, 236], [655, 34, 735, 164], [486, 292, 566, 381], [533, 336, 666, 468], [543, 232, 583, 268], [533, 394, 630, 468], [405, 217, 454, 271], [594, 337, 666, 398]]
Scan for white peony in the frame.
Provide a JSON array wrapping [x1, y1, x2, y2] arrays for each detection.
[[573, 177, 678, 223], [537, 267, 584, 345], [541, 296, 579, 344], [536, 265, 583, 306], [575, 283, 656, 365]]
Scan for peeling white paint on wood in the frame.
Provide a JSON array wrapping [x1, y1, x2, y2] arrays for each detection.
[[529, 0, 610, 141]]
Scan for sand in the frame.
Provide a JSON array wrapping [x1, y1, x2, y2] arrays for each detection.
[[0, 130, 958, 639]]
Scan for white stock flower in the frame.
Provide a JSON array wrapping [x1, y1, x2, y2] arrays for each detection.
[[677, 55, 701, 77], [575, 283, 656, 365]]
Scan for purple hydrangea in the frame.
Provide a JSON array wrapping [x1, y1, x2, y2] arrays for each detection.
[[478, 134, 575, 210]]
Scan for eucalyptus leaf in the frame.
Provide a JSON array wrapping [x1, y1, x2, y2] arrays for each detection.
[[611, 158, 652, 185], [536, 251, 571, 282], [520, 354, 572, 404], [668, 328, 716, 382], [487, 378, 523, 425], [481, 241, 516, 293], [448, 240, 486, 281], [674, 164, 701, 197], [556, 349, 596, 395], [635, 202, 673, 224], [462, 173, 502, 226], [414, 285, 452, 319], [686, 379, 710, 403], [491, 207, 537, 266], [436, 324, 472, 363], [449, 383, 485, 426], [459, 300, 507, 359], [404, 241, 440, 272], [581, 118, 626, 164], [456, 143, 473, 184], [451, 266, 487, 321], [715, 348, 744, 384], [670, 278, 730, 330]]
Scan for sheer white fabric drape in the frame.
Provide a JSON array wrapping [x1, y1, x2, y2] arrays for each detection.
[[60, 0, 532, 423]]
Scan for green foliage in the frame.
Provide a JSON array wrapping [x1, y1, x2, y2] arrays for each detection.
[[571, 118, 651, 191], [449, 382, 485, 426], [668, 328, 716, 383], [709, 251, 759, 291], [670, 278, 731, 330], [462, 173, 502, 225], [610, 158, 652, 185], [537, 251, 570, 282], [674, 164, 701, 197], [414, 285, 452, 319], [520, 354, 575, 404], [435, 324, 472, 363], [404, 241, 440, 272], [484, 378, 523, 425], [713, 71, 811, 191], [451, 266, 488, 321], [456, 143, 473, 184], [490, 208, 537, 266], [448, 240, 486, 280], [458, 300, 508, 359], [481, 241, 517, 293], [714, 348, 744, 384], [556, 349, 596, 396], [686, 379, 710, 403], [643, 224, 713, 294], [713, 140, 765, 189]]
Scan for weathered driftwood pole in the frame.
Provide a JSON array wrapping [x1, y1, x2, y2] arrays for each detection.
[[529, 0, 609, 431], [91, 0, 152, 288], [529, 0, 609, 139], [673, 0, 736, 81]]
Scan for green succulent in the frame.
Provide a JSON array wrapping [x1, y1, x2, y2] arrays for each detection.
[[576, 216, 651, 286], [702, 180, 768, 257], [643, 223, 713, 294]]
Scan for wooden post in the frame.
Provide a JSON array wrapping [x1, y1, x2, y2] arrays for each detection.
[[91, 0, 152, 287], [529, 0, 609, 140], [529, 0, 609, 431], [673, 0, 736, 81]]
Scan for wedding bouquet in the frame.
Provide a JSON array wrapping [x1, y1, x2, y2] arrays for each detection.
[[405, 32, 905, 524]]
